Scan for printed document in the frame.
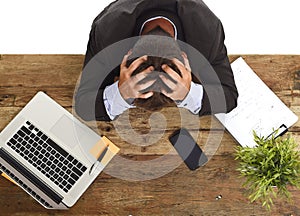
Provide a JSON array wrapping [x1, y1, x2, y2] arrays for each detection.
[[215, 57, 298, 147]]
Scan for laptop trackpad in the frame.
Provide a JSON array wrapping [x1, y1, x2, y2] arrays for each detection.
[[50, 114, 86, 149]]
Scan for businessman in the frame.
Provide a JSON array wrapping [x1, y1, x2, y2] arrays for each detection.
[[75, 0, 238, 121]]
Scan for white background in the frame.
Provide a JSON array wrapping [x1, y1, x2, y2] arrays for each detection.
[[0, 0, 299, 54]]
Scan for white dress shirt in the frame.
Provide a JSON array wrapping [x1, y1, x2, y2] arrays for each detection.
[[103, 81, 203, 120]]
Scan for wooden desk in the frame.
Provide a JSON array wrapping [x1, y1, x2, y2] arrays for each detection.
[[0, 55, 299, 215]]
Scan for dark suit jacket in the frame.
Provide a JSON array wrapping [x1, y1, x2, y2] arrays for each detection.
[[75, 0, 238, 121]]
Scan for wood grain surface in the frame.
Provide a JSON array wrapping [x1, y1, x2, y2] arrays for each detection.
[[0, 54, 300, 216]]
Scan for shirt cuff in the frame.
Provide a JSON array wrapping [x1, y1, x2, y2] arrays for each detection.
[[177, 82, 203, 114], [103, 81, 135, 120]]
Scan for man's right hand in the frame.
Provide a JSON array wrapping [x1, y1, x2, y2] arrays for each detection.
[[118, 53, 155, 101]]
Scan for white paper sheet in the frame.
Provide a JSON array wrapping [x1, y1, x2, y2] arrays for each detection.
[[215, 57, 298, 147]]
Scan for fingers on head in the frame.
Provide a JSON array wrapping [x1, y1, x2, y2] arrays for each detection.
[[162, 64, 181, 81], [139, 91, 153, 99], [121, 54, 130, 67], [129, 55, 148, 71], [133, 66, 154, 81]]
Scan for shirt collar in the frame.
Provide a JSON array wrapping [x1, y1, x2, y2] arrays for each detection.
[[139, 16, 178, 40]]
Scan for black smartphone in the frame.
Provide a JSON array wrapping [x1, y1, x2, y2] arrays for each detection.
[[169, 128, 208, 170]]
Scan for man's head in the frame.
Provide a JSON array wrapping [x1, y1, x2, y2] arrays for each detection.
[[126, 32, 184, 111]]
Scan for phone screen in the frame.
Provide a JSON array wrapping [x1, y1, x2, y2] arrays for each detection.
[[169, 128, 208, 170]]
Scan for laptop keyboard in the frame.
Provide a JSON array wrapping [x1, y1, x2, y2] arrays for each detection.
[[6, 121, 87, 193]]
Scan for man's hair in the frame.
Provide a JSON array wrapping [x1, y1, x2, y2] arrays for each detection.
[[126, 32, 184, 111]]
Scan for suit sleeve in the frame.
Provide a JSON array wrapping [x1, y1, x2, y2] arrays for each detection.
[[74, 24, 115, 121], [198, 21, 238, 116]]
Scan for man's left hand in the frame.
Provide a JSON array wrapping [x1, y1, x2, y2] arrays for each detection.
[[159, 53, 192, 101]]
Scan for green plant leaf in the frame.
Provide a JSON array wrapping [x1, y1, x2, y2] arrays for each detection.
[[235, 129, 300, 211]]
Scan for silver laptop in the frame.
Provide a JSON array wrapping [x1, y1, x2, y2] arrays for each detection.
[[0, 91, 107, 209]]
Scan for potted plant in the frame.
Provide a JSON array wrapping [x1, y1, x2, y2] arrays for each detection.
[[235, 130, 300, 210]]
